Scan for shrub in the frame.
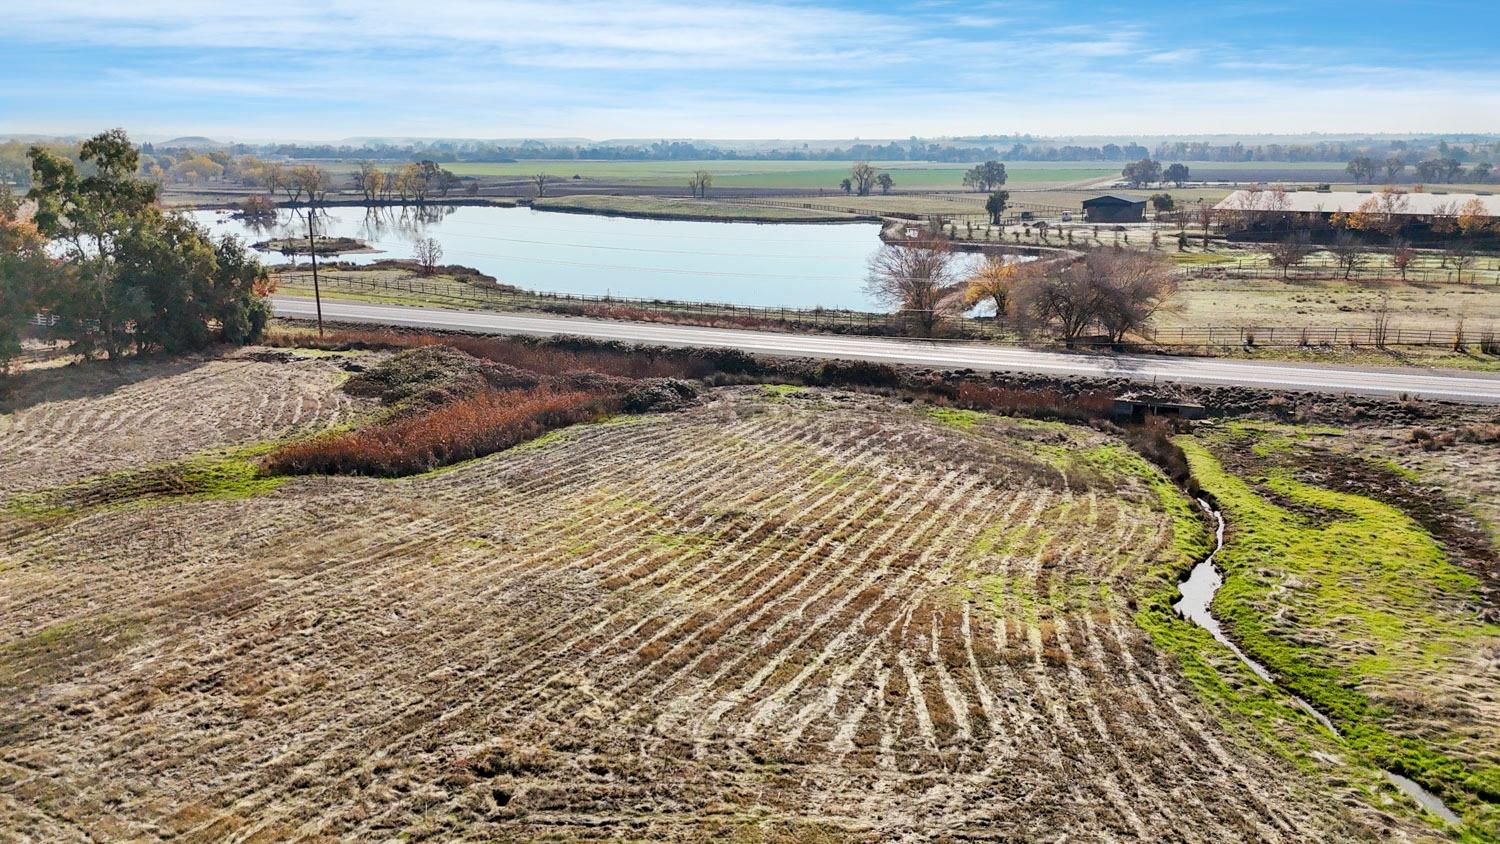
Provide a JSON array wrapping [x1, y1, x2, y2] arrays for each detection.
[[266, 387, 619, 477], [343, 345, 540, 408], [810, 358, 903, 388], [954, 382, 1114, 422]]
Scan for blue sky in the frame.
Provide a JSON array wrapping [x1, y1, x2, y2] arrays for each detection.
[[2, 0, 1497, 141]]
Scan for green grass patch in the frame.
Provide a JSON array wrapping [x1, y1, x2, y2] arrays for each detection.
[[924, 406, 990, 429], [1180, 436, 1500, 823], [8, 445, 286, 518]]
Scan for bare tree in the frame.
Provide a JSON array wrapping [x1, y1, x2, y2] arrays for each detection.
[[1091, 251, 1179, 343], [1012, 250, 1177, 344], [1268, 232, 1316, 278], [850, 161, 877, 197], [1446, 240, 1476, 283], [533, 173, 553, 198], [1330, 230, 1365, 279], [413, 237, 443, 275], [864, 231, 965, 336], [1195, 202, 1215, 248], [1390, 237, 1415, 280], [289, 165, 329, 204], [356, 161, 381, 202], [263, 162, 290, 200], [1372, 295, 1393, 348], [689, 170, 712, 199]]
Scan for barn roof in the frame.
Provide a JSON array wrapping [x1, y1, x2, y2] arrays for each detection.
[[1213, 190, 1500, 216], [1082, 194, 1146, 206]]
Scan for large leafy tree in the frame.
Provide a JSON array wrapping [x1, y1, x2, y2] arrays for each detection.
[[962, 160, 1007, 192], [0, 187, 60, 372], [26, 129, 269, 358]]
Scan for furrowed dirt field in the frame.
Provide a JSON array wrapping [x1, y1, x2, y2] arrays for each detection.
[[0, 352, 368, 501], [0, 358, 1459, 841]]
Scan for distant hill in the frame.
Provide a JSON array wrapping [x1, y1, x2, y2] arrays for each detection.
[[157, 136, 227, 150]]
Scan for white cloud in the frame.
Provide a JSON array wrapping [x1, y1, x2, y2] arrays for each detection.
[[2, 1, 1497, 138]]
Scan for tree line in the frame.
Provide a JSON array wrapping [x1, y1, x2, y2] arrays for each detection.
[[1, 130, 272, 371], [1344, 155, 1493, 184]]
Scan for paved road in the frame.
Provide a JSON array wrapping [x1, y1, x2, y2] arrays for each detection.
[[272, 297, 1500, 404]]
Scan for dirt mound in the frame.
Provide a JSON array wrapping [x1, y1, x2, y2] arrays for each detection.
[[621, 378, 701, 413], [344, 345, 541, 407]]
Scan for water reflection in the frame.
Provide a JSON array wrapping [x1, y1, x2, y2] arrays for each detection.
[[188, 205, 896, 310]]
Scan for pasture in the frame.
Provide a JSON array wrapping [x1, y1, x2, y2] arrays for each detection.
[[420, 160, 1117, 190]]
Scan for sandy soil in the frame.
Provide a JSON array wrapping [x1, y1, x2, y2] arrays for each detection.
[[0, 381, 1437, 842]]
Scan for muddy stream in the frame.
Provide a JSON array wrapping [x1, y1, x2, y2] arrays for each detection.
[[1173, 500, 1461, 826]]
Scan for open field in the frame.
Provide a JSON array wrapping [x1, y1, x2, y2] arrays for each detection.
[[1163, 275, 1500, 334], [0, 351, 369, 501], [425, 160, 1118, 190], [532, 194, 859, 222], [2, 344, 1476, 841]]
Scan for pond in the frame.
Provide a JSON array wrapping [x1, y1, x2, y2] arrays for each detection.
[[186, 205, 983, 312]]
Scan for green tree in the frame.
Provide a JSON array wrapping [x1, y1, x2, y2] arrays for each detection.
[[984, 190, 1010, 224], [963, 161, 1007, 192], [27, 129, 270, 358], [876, 173, 894, 194], [1162, 163, 1189, 187], [1, 189, 57, 372], [1345, 156, 1378, 183], [1122, 158, 1163, 187]]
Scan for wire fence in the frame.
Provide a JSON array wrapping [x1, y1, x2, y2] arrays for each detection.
[[273, 271, 1493, 349], [1198, 260, 1500, 284], [1138, 324, 1492, 348], [274, 271, 1017, 340]]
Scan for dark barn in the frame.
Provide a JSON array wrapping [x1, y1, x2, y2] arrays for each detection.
[[1082, 194, 1147, 223]]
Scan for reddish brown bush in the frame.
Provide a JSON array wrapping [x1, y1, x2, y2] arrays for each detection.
[[266, 387, 619, 477], [954, 382, 1114, 422]]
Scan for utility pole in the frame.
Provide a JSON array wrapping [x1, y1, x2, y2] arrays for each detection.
[[304, 208, 324, 337]]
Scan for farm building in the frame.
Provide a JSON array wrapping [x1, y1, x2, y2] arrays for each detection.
[[1082, 194, 1146, 223], [1213, 189, 1500, 220]]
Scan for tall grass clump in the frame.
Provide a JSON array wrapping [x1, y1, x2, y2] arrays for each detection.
[[266, 387, 618, 477], [954, 382, 1115, 422], [262, 327, 734, 379]]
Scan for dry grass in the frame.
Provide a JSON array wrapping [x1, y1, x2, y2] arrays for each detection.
[[261, 326, 730, 380], [0, 348, 366, 503], [0, 383, 1431, 841]]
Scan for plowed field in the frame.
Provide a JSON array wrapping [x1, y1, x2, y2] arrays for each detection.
[[0, 373, 1444, 841]]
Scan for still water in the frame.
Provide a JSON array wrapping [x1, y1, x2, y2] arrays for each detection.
[[187, 205, 952, 311]]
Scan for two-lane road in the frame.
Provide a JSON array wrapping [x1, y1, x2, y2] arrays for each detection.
[[272, 297, 1500, 404]]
